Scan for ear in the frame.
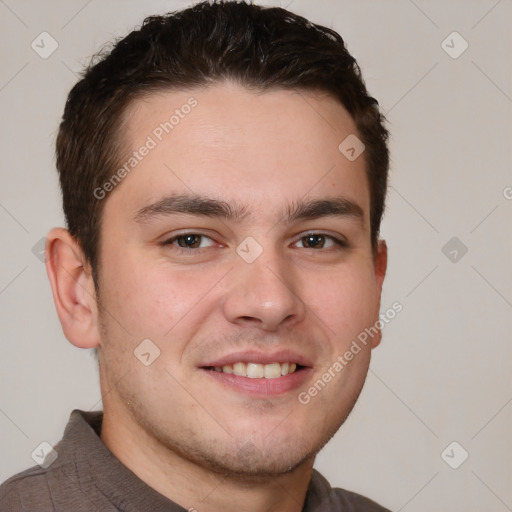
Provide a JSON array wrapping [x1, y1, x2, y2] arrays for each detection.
[[371, 239, 388, 348], [45, 227, 101, 349]]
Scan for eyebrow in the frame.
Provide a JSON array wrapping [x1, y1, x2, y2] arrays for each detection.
[[286, 197, 364, 224], [134, 194, 248, 223], [133, 194, 364, 225]]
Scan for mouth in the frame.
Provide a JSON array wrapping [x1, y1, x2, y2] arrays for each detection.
[[203, 361, 302, 379], [199, 352, 312, 396]]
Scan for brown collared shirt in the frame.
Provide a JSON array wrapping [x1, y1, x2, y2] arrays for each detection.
[[0, 410, 391, 511]]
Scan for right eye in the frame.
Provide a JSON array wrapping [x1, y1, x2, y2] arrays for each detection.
[[162, 233, 215, 249]]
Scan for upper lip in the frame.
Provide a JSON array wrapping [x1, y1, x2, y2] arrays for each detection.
[[200, 349, 313, 368]]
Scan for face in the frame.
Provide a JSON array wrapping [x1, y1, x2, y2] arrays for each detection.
[[95, 83, 386, 477]]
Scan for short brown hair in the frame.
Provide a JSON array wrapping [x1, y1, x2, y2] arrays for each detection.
[[56, 0, 389, 285]]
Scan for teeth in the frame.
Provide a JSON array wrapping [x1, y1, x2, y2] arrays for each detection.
[[214, 362, 298, 378], [264, 363, 282, 379], [233, 362, 247, 376], [247, 363, 264, 378]]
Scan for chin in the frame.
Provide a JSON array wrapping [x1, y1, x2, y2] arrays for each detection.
[[191, 437, 317, 480], [161, 421, 340, 483]]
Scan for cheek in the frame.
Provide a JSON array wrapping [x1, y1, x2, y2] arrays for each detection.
[[99, 249, 223, 338], [305, 262, 379, 343]]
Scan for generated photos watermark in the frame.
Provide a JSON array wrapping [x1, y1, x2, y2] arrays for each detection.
[[93, 97, 198, 200], [298, 301, 403, 405]]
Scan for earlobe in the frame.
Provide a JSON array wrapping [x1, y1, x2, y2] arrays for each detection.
[[371, 239, 388, 348], [45, 227, 101, 349]]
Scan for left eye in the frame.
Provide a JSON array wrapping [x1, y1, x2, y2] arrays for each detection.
[[294, 234, 343, 249], [164, 234, 215, 249]]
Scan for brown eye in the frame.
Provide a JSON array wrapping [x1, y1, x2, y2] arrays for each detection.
[[302, 234, 326, 248], [294, 233, 346, 250], [176, 234, 202, 248], [163, 234, 215, 249]]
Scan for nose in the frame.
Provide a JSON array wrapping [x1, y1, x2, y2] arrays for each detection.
[[222, 248, 306, 331]]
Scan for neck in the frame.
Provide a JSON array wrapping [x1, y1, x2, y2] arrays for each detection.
[[100, 400, 314, 512]]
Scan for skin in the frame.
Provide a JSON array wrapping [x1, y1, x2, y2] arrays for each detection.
[[46, 82, 387, 512]]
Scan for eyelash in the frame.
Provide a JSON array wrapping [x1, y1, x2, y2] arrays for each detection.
[[161, 232, 348, 251]]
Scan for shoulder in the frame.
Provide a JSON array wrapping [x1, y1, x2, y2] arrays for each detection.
[[0, 464, 56, 511], [0, 408, 97, 512], [307, 469, 392, 512], [329, 487, 392, 512]]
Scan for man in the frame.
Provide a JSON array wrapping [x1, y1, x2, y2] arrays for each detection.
[[0, 1, 391, 510]]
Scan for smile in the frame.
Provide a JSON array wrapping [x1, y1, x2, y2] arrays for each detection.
[[207, 362, 298, 379]]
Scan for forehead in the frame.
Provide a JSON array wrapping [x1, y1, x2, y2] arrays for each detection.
[[109, 83, 369, 221]]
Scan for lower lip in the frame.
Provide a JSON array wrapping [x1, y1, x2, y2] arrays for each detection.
[[201, 367, 313, 397]]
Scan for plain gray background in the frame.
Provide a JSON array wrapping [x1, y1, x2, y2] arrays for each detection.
[[1, 1, 511, 510]]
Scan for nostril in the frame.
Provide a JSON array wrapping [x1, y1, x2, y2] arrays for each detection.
[[235, 316, 264, 325]]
